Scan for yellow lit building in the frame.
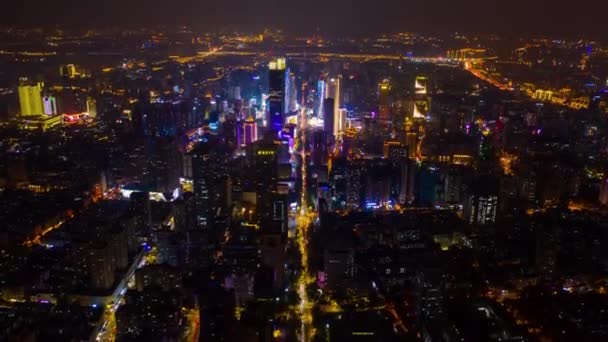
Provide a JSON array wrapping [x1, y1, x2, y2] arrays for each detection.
[[18, 84, 44, 116], [86, 97, 97, 118], [19, 114, 63, 131], [66, 64, 77, 78], [415, 76, 428, 95]]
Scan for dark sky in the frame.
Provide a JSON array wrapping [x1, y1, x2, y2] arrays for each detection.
[[3, 0, 607, 38]]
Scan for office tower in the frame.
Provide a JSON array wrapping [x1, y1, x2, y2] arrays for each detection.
[[42, 95, 58, 115], [384, 141, 410, 204], [254, 141, 284, 232], [413, 76, 430, 120], [329, 158, 348, 210], [236, 120, 244, 146], [87, 241, 115, 290], [268, 57, 287, 132], [336, 108, 347, 136], [86, 97, 97, 118], [284, 68, 291, 113], [66, 64, 77, 78], [413, 100, 429, 119], [415, 76, 428, 95], [364, 160, 393, 207], [317, 79, 326, 118], [467, 175, 499, 225], [326, 76, 341, 109], [59, 64, 78, 78], [18, 84, 44, 116], [378, 79, 391, 122], [323, 98, 335, 138], [323, 245, 354, 290], [191, 137, 228, 229], [254, 142, 277, 209], [346, 161, 364, 209], [244, 116, 258, 145], [312, 130, 328, 168], [418, 165, 441, 206], [288, 72, 298, 113]]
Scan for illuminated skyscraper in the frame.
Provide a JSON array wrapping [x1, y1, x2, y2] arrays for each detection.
[[66, 64, 77, 78], [86, 97, 97, 118], [378, 79, 391, 122], [191, 137, 229, 229], [288, 72, 298, 113], [268, 57, 287, 132], [413, 100, 429, 119], [18, 84, 44, 116], [415, 76, 428, 95], [326, 76, 341, 124], [244, 116, 258, 145], [317, 79, 326, 118], [413, 76, 430, 120], [467, 175, 499, 225], [335, 108, 347, 136], [254, 141, 283, 232], [42, 95, 58, 115]]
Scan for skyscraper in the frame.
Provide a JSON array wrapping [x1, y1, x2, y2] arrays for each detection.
[[326, 77, 341, 104], [378, 79, 391, 122], [415, 76, 428, 95], [335, 108, 347, 137], [268, 58, 287, 132], [18, 84, 44, 116], [42, 95, 58, 115], [244, 116, 258, 145], [317, 79, 326, 118], [467, 175, 499, 225], [413, 76, 430, 120], [254, 140, 285, 233], [86, 97, 97, 118], [323, 98, 335, 138], [288, 72, 298, 113], [190, 137, 228, 229]]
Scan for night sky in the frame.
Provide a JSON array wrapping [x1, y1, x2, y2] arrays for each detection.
[[3, 0, 607, 37]]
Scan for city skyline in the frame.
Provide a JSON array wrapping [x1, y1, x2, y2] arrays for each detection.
[[2, 21, 608, 342]]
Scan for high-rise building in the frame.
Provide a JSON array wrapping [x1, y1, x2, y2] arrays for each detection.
[[66, 64, 77, 78], [384, 142, 411, 204], [378, 79, 391, 122], [42, 95, 58, 115], [87, 241, 115, 290], [288, 73, 298, 113], [317, 79, 326, 118], [335, 108, 347, 136], [18, 84, 44, 116], [268, 58, 287, 132], [191, 137, 228, 229], [253, 140, 285, 233], [243, 116, 258, 145], [467, 175, 499, 225], [86, 97, 97, 118], [323, 98, 335, 137], [412, 76, 430, 120], [284, 68, 292, 114], [326, 76, 341, 111], [415, 76, 428, 95]]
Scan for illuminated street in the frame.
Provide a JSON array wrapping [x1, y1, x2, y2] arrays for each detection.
[[294, 94, 316, 342]]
